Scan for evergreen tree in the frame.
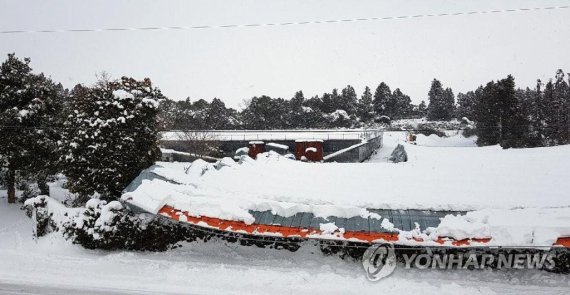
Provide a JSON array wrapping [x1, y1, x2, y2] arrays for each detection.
[[427, 79, 455, 121], [457, 91, 477, 120], [0, 54, 63, 203], [417, 101, 427, 118], [242, 95, 288, 129], [288, 90, 307, 128], [473, 81, 501, 145], [320, 92, 335, 114], [542, 80, 557, 145], [357, 86, 374, 123], [206, 98, 232, 129], [60, 76, 163, 201], [156, 98, 178, 130], [373, 82, 391, 118], [391, 88, 412, 119], [340, 85, 358, 115], [551, 70, 570, 144], [497, 75, 527, 148]]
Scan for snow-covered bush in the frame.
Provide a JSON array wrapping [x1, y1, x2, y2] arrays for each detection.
[[22, 195, 54, 237], [60, 76, 164, 202], [416, 123, 447, 137], [61, 199, 199, 251]]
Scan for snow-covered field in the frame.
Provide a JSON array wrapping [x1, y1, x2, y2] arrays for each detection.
[[0, 198, 568, 295]]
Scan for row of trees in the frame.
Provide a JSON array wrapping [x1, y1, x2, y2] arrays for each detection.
[[158, 83, 428, 130], [458, 71, 570, 148], [158, 72, 570, 149], [0, 54, 162, 203]]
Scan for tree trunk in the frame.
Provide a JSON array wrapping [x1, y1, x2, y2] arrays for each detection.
[[7, 168, 16, 204]]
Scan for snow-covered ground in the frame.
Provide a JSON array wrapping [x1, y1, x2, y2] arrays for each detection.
[[0, 198, 568, 295], [2, 132, 569, 294]]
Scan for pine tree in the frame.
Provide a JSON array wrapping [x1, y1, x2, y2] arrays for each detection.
[[391, 88, 412, 119], [206, 98, 232, 129], [289, 90, 306, 128], [373, 82, 391, 118], [417, 101, 427, 118], [542, 80, 557, 145], [340, 85, 358, 115], [60, 76, 163, 201], [357, 86, 374, 123], [497, 75, 527, 148], [473, 81, 501, 145], [457, 91, 477, 120], [552, 70, 570, 144], [427, 79, 455, 121], [0, 54, 63, 203]]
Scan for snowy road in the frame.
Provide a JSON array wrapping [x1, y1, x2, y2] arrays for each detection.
[[0, 281, 181, 295]]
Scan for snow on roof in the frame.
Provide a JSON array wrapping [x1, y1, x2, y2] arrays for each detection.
[[266, 142, 289, 150], [125, 133, 570, 246], [159, 129, 382, 142], [295, 139, 324, 143]]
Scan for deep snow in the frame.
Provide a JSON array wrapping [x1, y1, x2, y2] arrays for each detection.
[[0, 198, 568, 294], [2, 132, 569, 293], [132, 132, 570, 213], [124, 132, 570, 247]]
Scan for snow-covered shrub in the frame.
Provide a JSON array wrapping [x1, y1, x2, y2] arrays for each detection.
[[61, 199, 199, 251], [22, 195, 54, 237], [416, 123, 447, 137]]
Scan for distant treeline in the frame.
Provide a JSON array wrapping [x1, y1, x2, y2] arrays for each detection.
[[158, 70, 570, 148]]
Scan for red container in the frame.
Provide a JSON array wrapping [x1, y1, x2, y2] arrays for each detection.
[[295, 140, 323, 161], [248, 141, 266, 159]]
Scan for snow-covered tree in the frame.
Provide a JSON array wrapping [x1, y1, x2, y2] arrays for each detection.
[[60, 76, 163, 201], [427, 79, 455, 121], [373, 82, 391, 118], [457, 91, 477, 120], [340, 85, 358, 115], [391, 88, 413, 119], [357, 86, 374, 123], [0, 54, 64, 203]]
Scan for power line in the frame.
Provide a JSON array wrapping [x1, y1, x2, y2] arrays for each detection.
[[1, 5, 569, 35]]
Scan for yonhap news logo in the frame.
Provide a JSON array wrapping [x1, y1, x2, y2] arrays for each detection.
[[362, 243, 557, 281]]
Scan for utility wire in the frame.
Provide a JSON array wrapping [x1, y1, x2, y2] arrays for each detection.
[[1, 5, 569, 35]]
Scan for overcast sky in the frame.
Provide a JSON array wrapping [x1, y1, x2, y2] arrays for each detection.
[[1, 0, 569, 108]]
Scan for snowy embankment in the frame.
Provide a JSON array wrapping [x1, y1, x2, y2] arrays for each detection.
[[124, 132, 570, 246]]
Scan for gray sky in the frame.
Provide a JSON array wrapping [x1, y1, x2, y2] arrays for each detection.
[[1, 0, 569, 108]]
